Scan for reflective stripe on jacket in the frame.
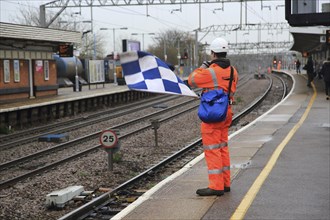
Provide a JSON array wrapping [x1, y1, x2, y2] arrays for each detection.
[[188, 64, 238, 98]]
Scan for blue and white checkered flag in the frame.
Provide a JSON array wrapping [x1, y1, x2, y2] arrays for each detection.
[[120, 51, 197, 98]]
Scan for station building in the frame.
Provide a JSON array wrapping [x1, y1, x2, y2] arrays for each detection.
[[285, 0, 330, 61], [0, 22, 80, 102], [290, 26, 330, 61]]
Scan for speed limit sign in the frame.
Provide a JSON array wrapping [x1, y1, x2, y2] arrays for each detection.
[[100, 130, 118, 148]]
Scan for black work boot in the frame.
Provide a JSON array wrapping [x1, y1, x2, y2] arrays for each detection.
[[196, 188, 224, 196]]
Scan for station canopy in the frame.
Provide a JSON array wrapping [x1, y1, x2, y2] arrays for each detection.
[[0, 22, 81, 52], [289, 26, 329, 54]]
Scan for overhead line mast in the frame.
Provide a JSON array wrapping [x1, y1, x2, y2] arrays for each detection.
[[200, 23, 289, 32], [39, 0, 289, 59], [42, 0, 276, 7], [40, 0, 278, 27]]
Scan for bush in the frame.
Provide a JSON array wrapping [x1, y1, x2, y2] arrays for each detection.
[[113, 152, 122, 163]]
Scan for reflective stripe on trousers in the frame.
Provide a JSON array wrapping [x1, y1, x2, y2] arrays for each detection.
[[208, 166, 230, 175], [203, 141, 231, 190]]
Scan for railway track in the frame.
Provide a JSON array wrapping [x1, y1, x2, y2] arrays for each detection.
[[0, 100, 200, 188], [0, 95, 183, 149], [0, 74, 252, 147], [0, 75, 251, 150], [0, 74, 273, 191]]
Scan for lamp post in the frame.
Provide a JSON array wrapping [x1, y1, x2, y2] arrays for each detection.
[[58, 20, 91, 31], [74, 49, 80, 92], [82, 21, 92, 57], [177, 39, 181, 69], [232, 26, 240, 46], [131, 33, 155, 51], [82, 30, 91, 57], [155, 37, 167, 61], [88, 5, 96, 59], [100, 27, 128, 85], [58, 20, 76, 30], [164, 40, 167, 61], [100, 27, 128, 53]]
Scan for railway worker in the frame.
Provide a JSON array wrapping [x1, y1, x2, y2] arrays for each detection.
[[296, 59, 301, 74], [320, 57, 330, 100], [314, 59, 322, 79], [267, 66, 272, 74], [277, 60, 282, 70], [303, 56, 314, 88], [188, 37, 238, 196]]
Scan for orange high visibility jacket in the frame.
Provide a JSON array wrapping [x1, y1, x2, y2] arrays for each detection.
[[188, 64, 238, 101]]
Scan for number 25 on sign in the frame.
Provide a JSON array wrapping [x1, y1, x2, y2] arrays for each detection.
[[100, 130, 118, 148]]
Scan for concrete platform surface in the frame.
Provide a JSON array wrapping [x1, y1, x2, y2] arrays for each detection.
[[0, 83, 129, 112], [112, 70, 330, 220]]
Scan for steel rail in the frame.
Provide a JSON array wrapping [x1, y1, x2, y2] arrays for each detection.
[[0, 95, 180, 149], [59, 138, 204, 220], [0, 102, 201, 190], [272, 73, 287, 100], [231, 74, 273, 124], [0, 98, 198, 172]]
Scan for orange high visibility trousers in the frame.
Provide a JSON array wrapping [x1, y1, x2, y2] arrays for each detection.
[[201, 107, 232, 190]]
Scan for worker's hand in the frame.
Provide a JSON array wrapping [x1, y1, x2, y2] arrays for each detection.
[[200, 61, 211, 69]]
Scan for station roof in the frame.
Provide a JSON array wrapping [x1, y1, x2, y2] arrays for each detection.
[[0, 22, 81, 45], [290, 26, 329, 54]]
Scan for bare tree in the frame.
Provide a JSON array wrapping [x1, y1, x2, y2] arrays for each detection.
[[81, 31, 107, 59], [14, 3, 71, 29], [148, 29, 203, 67], [14, 4, 40, 26], [13, 3, 106, 58]]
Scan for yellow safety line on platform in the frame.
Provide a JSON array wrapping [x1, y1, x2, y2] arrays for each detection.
[[230, 82, 317, 220]]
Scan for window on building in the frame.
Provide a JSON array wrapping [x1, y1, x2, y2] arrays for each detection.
[[44, 60, 49, 80], [4, 60, 10, 83], [14, 60, 20, 82]]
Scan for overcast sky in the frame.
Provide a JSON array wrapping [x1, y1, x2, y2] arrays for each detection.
[[0, 0, 290, 53]]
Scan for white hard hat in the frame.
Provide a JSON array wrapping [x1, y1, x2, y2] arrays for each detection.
[[209, 37, 229, 53]]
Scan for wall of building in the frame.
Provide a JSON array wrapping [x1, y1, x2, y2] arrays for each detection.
[[0, 50, 58, 101], [0, 59, 30, 101], [32, 59, 58, 97], [0, 22, 81, 102]]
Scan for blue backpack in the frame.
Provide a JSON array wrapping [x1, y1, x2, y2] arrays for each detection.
[[197, 66, 234, 123], [198, 89, 229, 123]]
